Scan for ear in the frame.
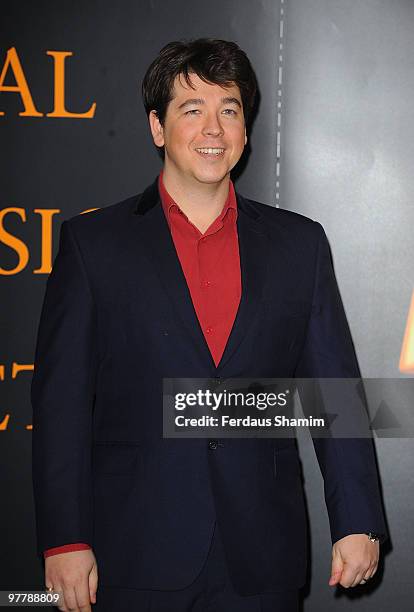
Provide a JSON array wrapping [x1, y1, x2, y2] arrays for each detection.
[[244, 126, 247, 146], [149, 110, 165, 147]]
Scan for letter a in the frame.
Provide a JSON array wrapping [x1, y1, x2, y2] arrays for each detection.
[[0, 47, 43, 117]]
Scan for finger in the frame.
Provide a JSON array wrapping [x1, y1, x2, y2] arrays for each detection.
[[74, 580, 92, 612], [350, 568, 369, 588], [45, 579, 64, 609], [363, 566, 375, 582], [61, 586, 78, 611], [53, 585, 67, 611], [329, 551, 344, 586], [89, 565, 98, 605], [328, 570, 342, 586], [339, 565, 360, 588], [370, 563, 379, 578]]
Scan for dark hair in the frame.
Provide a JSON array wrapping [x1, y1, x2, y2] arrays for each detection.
[[142, 38, 258, 127]]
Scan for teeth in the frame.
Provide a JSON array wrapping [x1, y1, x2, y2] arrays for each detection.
[[196, 148, 225, 155]]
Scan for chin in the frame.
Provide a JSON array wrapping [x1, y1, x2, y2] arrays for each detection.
[[192, 169, 229, 185]]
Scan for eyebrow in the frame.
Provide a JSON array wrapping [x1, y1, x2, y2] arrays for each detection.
[[177, 96, 242, 110]]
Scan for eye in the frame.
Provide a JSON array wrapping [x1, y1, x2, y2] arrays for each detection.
[[184, 109, 200, 115], [222, 108, 237, 115]]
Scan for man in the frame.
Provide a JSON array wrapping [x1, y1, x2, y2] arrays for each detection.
[[32, 38, 387, 611]]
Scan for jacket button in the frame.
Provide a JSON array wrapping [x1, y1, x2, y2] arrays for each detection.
[[208, 440, 218, 450]]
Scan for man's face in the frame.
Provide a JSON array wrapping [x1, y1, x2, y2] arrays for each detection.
[[149, 73, 247, 186]]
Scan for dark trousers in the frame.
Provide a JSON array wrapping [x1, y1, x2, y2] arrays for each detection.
[[94, 523, 299, 611]]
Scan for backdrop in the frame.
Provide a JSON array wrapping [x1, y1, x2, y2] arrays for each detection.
[[1, 1, 413, 610]]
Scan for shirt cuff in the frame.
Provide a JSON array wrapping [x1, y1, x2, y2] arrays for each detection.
[[43, 543, 91, 558]]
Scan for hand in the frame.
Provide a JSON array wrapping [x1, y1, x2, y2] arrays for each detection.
[[329, 534, 379, 588], [45, 549, 98, 611]]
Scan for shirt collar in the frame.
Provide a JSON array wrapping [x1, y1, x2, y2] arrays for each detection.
[[158, 169, 237, 230]]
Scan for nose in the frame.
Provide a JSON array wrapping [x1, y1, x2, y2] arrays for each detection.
[[201, 112, 224, 137]]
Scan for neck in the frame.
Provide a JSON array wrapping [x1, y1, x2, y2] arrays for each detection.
[[161, 165, 230, 232]]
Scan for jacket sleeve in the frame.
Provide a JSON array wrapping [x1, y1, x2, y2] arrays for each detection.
[[295, 222, 388, 545], [31, 220, 98, 556]]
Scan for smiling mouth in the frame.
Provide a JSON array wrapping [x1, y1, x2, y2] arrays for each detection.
[[195, 147, 225, 156]]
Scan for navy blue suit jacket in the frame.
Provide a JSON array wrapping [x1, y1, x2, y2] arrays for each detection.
[[31, 177, 387, 595]]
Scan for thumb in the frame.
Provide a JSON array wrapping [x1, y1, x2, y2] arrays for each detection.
[[329, 549, 343, 586], [89, 564, 98, 604]]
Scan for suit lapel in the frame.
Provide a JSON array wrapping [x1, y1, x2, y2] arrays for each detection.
[[133, 178, 270, 372], [134, 179, 216, 368], [217, 193, 270, 370]]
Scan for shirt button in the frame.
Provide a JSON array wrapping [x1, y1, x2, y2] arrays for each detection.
[[205, 327, 213, 334], [208, 440, 218, 450], [202, 280, 211, 288]]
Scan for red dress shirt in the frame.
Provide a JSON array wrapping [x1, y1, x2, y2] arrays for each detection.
[[44, 171, 241, 557], [158, 170, 241, 366]]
